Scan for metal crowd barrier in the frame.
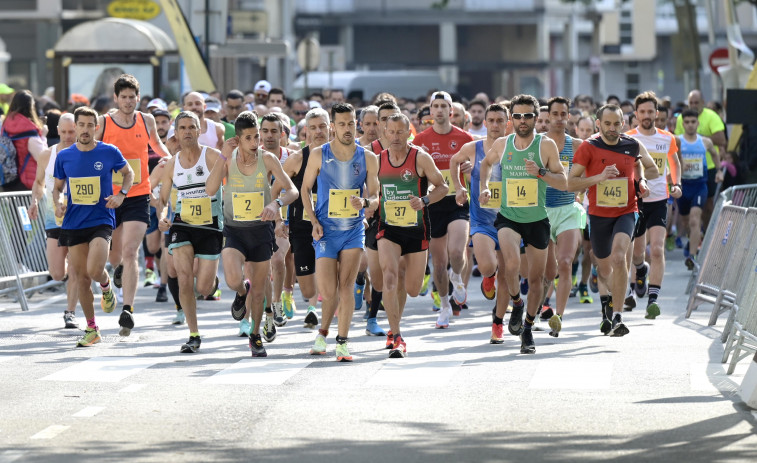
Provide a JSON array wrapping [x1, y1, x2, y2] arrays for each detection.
[[721, 235, 757, 374], [684, 205, 748, 319], [0, 191, 62, 311]]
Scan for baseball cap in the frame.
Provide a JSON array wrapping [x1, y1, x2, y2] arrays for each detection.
[[69, 93, 90, 105], [430, 91, 453, 105], [0, 83, 14, 95], [147, 98, 167, 111], [204, 97, 222, 113], [254, 80, 272, 94], [152, 109, 171, 119], [308, 100, 322, 109]]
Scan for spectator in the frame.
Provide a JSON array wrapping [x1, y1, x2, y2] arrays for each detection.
[[1, 89, 47, 191]]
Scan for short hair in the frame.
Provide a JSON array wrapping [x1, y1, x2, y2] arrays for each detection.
[[261, 113, 283, 131], [509, 94, 540, 114], [360, 105, 379, 120], [73, 106, 98, 123], [386, 113, 410, 130], [569, 108, 582, 117], [59, 112, 75, 126], [681, 108, 699, 120], [418, 105, 431, 120], [628, 113, 637, 126], [268, 88, 285, 100], [174, 110, 200, 131], [330, 102, 355, 121], [226, 89, 244, 101], [576, 116, 594, 127], [606, 94, 620, 103], [485, 103, 508, 118], [469, 99, 487, 110], [634, 91, 658, 110], [305, 108, 330, 125], [547, 96, 571, 113], [235, 111, 258, 133], [372, 92, 397, 106], [378, 102, 400, 115], [596, 104, 623, 121], [114, 74, 139, 96], [452, 102, 465, 112], [657, 106, 670, 116]]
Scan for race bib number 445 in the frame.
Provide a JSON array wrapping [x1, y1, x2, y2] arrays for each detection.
[[596, 178, 628, 207]]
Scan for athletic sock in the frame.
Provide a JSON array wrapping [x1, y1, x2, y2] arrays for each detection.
[[524, 313, 535, 330], [571, 261, 579, 278], [648, 285, 661, 304], [100, 277, 110, 291], [145, 256, 155, 271], [336, 335, 348, 344], [510, 293, 523, 306], [493, 315, 503, 325], [369, 288, 382, 318], [355, 271, 365, 286], [190, 331, 200, 338], [167, 276, 181, 309], [123, 304, 133, 314], [87, 317, 97, 330], [318, 328, 329, 337]]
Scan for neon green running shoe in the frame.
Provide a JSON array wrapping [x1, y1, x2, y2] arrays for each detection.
[[309, 334, 327, 355], [282, 290, 296, 319], [419, 273, 431, 296], [335, 342, 353, 362], [76, 328, 101, 347], [431, 290, 441, 312], [100, 286, 117, 313]]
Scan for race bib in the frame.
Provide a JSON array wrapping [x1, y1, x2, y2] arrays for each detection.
[[69, 177, 100, 205], [279, 193, 288, 221], [440, 169, 456, 196], [682, 158, 704, 179], [181, 197, 212, 225], [650, 152, 666, 173], [170, 187, 178, 210], [303, 193, 317, 221], [328, 189, 359, 218], [232, 192, 264, 222], [51, 195, 65, 225], [597, 178, 628, 207], [113, 159, 142, 186], [506, 178, 538, 207], [385, 200, 417, 227], [483, 181, 502, 209]]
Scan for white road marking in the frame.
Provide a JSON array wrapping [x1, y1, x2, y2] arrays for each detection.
[[204, 359, 312, 385], [529, 361, 613, 390], [40, 357, 160, 383], [119, 383, 146, 393], [30, 425, 69, 440], [367, 359, 464, 386], [690, 362, 746, 392], [72, 406, 104, 418], [0, 450, 27, 463]]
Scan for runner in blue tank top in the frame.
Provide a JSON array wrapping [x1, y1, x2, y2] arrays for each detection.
[[300, 103, 380, 362], [450, 103, 512, 342], [676, 108, 719, 268]]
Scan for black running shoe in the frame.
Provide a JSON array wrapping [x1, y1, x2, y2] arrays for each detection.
[[508, 300, 524, 335], [231, 280, 250, 321], [624, 291, 636, 311], [600, 318, 612, 335], [303, 308, 319, 329], [263, 314, 277, 342], [118, 309, 134, 337], [113, 264, 123, 289], [610, 315, 629, 337], [155, 286, 168, 303], [520, 329, 536, 354], [249, 333, 267, 357], [540, 305, 554, 321], [180, 335, 201, 353]]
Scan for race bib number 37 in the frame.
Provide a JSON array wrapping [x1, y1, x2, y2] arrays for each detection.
[[69, 177, 100, 205], [385, 200, 417, 227]]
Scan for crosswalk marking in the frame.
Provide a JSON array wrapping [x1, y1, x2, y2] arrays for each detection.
[[72, 406, 104, 418], [40, 357, 160, 383], [367, 359, 464, 386], [529, 361, 613, 390], [0, 450, 27, 463], [30, 425, 69, 440], [204, 358, 313, 385]]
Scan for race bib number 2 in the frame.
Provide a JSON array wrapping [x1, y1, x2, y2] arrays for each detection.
[[69, 177, 100, 205], [232, 192, 264, 221]]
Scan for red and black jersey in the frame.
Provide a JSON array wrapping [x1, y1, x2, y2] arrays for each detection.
[[376, 147, 430, 242]]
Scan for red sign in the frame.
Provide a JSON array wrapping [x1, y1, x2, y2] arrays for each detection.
[[709, 47, 730, 75]]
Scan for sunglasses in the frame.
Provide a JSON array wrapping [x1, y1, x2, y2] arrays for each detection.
[[421, 120, 435, 125], [294, 110, 308, 116], [512, 113, 536, 120]]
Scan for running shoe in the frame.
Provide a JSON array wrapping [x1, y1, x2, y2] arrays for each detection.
[[540, 304, 554, 321], [310, 334, 327, 355], [249, 333, 267, 357], [155, 285, 168, 303], [272, 301, 287, 327], [481, 274, 496, 300], [683, 241, 690, 258], [180, 335, 201, 353], [263, 314, 277, 342], [665, 234, 675, 252], [63, 311, 78, 329], [634, 262, 649, 298], [472, 265, 481, 277], [113, 264, 123, 289], [569, 284, 579, 298], [282, 290, 296, 319], [490, 323, 504, 344], [448, 268, 467, 305], [520, 329, 536, 354], [450, 297, 462, 316], [578, 284, 593, 304], [143, 268, 158, 287], [610, 314, 629, 337], [435, 304, 451, 329], [389, 335, 407, 358], [335, 342, 353, 362], [685, 256, 695, 271], [589, 268, 599, 293], [419, 273, 430, 296], [118, 309, 134, 337], [548, 314, 562, 338], [100, 286, 117, 313], [365, 317, 386, 336], [645, 301, 661, 320], [520, 277, 529, 295], [624, 290, 636, 311], [204, 276, 221, 300], [385, 331, 394, 349], [303, 306, 319, 329], [600, 318, 612, 335], [238, 319, 251, 337], [231, 280, 250, 321], [354, 281, 365, 311], [431, 290, 441, 312], [76, 328, 101, 347], [675, 236, 684, 249], [172, 309, 185, 325], [508, 299, 524, 336]]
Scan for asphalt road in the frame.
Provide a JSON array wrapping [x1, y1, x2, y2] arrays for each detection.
[[1, 251, 756, 462]]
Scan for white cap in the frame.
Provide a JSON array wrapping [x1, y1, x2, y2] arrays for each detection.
[[254, 80, 272, 94], [147, 98, 167, 111], [308, 100, 322, 109]]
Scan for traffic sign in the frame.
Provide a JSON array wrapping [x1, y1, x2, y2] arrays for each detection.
[[709, 47, 730, 75], [297, 37, 320, 72]]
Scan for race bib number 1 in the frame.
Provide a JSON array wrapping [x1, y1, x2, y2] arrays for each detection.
[[385, 200, 417, 227], [506, 178, 538, 207], [483, 181, 502, 209], [328, 189, 360, 218], [69, 177, 100, 205], [232, 192, 264, 221], [181, 197, 212, 225], [597, 178, 628, 207]]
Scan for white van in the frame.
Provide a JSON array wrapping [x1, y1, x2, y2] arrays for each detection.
[[291, 70, 447, 102]]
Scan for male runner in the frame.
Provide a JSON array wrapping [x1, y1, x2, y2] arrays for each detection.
[[535, 106, 550, 134], [182, 92, 225, 150], [467, 99, 488, 137]]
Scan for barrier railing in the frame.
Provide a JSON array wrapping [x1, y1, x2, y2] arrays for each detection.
[[0, 191, 63, 311]]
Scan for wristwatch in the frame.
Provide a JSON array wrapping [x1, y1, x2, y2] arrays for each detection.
[[362, 197, 369, 208], [421, 196, 430, 206], [119, 189, 129, 196], [275, 198, 284, 208], [537, 167, 548, 178]]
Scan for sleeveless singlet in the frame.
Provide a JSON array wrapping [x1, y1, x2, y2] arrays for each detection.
[[223, 148, 271, 228], [680, 134, 708, 184], [470, 140, 500, 227], [198, 120, 219, 149], [376, 147, 429, 236], [172, 147, 223, 230], [102, 112, 150, 197], [546, 136, 576, 208], [315, 143, 367, 232], [499, 133, 547, 222]]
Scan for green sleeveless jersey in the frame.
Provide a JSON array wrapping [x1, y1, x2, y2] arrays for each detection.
[[499, 133, 547, 222]]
